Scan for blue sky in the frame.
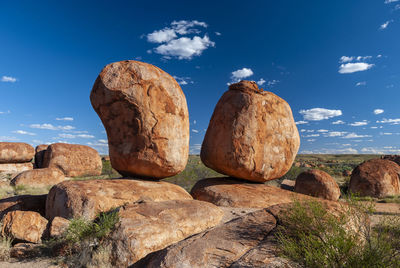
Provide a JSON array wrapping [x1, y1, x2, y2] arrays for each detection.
[[1, 0, 399, 155]]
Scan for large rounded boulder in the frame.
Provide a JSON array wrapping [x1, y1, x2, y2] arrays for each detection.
[[294, 169, 341, 201], [201, 81, 300, 182], [349, 159, 400, 198], [90, 60, 189, 179], [0, 142, 34, 163]]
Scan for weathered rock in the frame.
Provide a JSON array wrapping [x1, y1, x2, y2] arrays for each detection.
[[294, 169, 341, 201], [90, 60, 190, 179], [0, 142, 34, 163], [102, 156, 110, 161], [10, 243, 42, 259], [2, 211, 48, 243], [49, 217, 70, 238], [349, 159, 400, 198], [381, 155, 400, 166], [201, 81, 300, 182], [0, 162, 33, 175], [34, 144, 48, 168], [10, 167, 66, 188], [0, 195, 47, 219], [108, 200, 223, 267], [191, 177, 311, 208], [46, 179, 192, 220], [42, 143, 102, 177], [343, 170, 352, 177], [280, 179, 295, 191], [134, 209, 278, 268]]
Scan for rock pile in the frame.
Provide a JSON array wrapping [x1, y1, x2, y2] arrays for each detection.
[[0, 142, 34, 175]]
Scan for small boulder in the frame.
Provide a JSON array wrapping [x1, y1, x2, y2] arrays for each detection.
[[342, 170, 352, 177], [34, 144, 48, 168], [0, 142, 34, 163], [2, 211, 48, 243], [0, 194, 47, 219], [11, 167, 66, 188], [190, 177, 311, 208], [90, 60, 190, 179], [46, 179, 192, 220], [280, 179, 296, 191], [49, 216, 70, 238], [349, 159, 400, 198], [108, 200, 223, 267], [43, 143, 102, 177], [294, 169, 341, 201], [0, 162, 33, 175], [201, 81, 300, 182]]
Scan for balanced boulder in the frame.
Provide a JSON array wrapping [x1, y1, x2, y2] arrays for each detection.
[[108, 200, 223, 266], [90, 60, 189, 179], [45, 179, 192, 220], [2, 211, 48, 243], [294, 169, 341, 201], [11, 167, 66, 188], [349, 159, 400, 198], [0, 142, 34, 163], [34, 144, 48, 168], [43, 143, 102, 177], [201, 81, 300, 182]]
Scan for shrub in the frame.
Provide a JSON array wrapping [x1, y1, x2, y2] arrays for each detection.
[[276, 198, 400, 268]]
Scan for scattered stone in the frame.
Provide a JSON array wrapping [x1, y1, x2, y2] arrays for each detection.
[[0, 142, 34, 163], [102, 156, 110, 161], [294, 169, 341, 201], [349, 159, 400, 198], [43, 143, 102, 177], [342, 170, 352, 177], [10, 243, 41, 259], [0, 195, 47, 219], [34, 144, 48, 168], [108, 200, 223, 267], [10, 167, 66, 188], [46, 179, 192, 220], [49, 216, 70, 238], [280, 179, 295, 191], [2, 211, 48, 243], [90, 60, 189, 179], [294, 162, 301, 167], [0, 163, 33, 175], [191, 177, 311, 208], [201, 81, 300, 182]]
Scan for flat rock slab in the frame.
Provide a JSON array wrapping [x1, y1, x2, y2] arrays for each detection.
[[45, 179, 193, 220], [0, 142, 34, 163], [133, 209, 285, 268], [0, 195, 47, 219], [2, 211, 48, 243], [191, 177, 311, 208], [43, 143, 102, 177], [0, 163, 33, 175], [109, 200, 223, 267], [11, 167, 66, 188]]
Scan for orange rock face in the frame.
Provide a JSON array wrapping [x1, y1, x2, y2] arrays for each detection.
[[45, 179, 193, 220], [42, 143, 102, 177], [190, 177, 311, 208], [11, 167, 66, 188], [0, 162, 33, 175], [34, 144, 48, 168], [90, 60, 189, 179], [201, 81, 300, 182], [2, 211, 48, 243], [294, 169, 341, 201], [49, 217, 70, 238], [0, 142, 34, 163], [349, 159, 400, 198]]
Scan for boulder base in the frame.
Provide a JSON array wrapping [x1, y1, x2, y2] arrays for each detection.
[[45, 179, 192, 220], [90, 60, 189, 179], [2, 211, 48, 243], [11, 167, 66, 188], [0, 142, 34, 163]]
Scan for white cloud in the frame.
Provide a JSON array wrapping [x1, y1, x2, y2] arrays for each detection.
[[12, 130, 36, 136], [356, 81, 366, 86], [59, 133, 95, 139], [376, 118, 400, 124], [59, 134, 76, 139], [191, 129, 199, 133], [1, 76, 17, 83], [0, 110, 11, 115], [189, 144, 202, 154], [303, 134, 319, 138], [332, 120, 345, 125], [299, 108, 342, 121], [324, 131, 347, 137], [0, 136, 19, 141], [147, 29, 177, 43], [267, 79, 280, 87], [98, 139, 108, 144], [338, 62, 374, 74], [78, 134, 95, 138], [295, 121, 308, 125], [30, 123, 76, 131], [380, 20, 393, 30], [385, 0, 399, 3], [56, 117, 74, 121], [171, 20, 207, 34], [317, 129, 329, 133], [173, 76, 193, 86], [349, 121, 368, 127], [342, 133, 372, 139], [373, 109, 384, 115], [215, 32, 221, 36], [257, 78, 266, 86], [231, 68, 254, 82], [307, 139, 316, 142], [339, 56, 353, 63]]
